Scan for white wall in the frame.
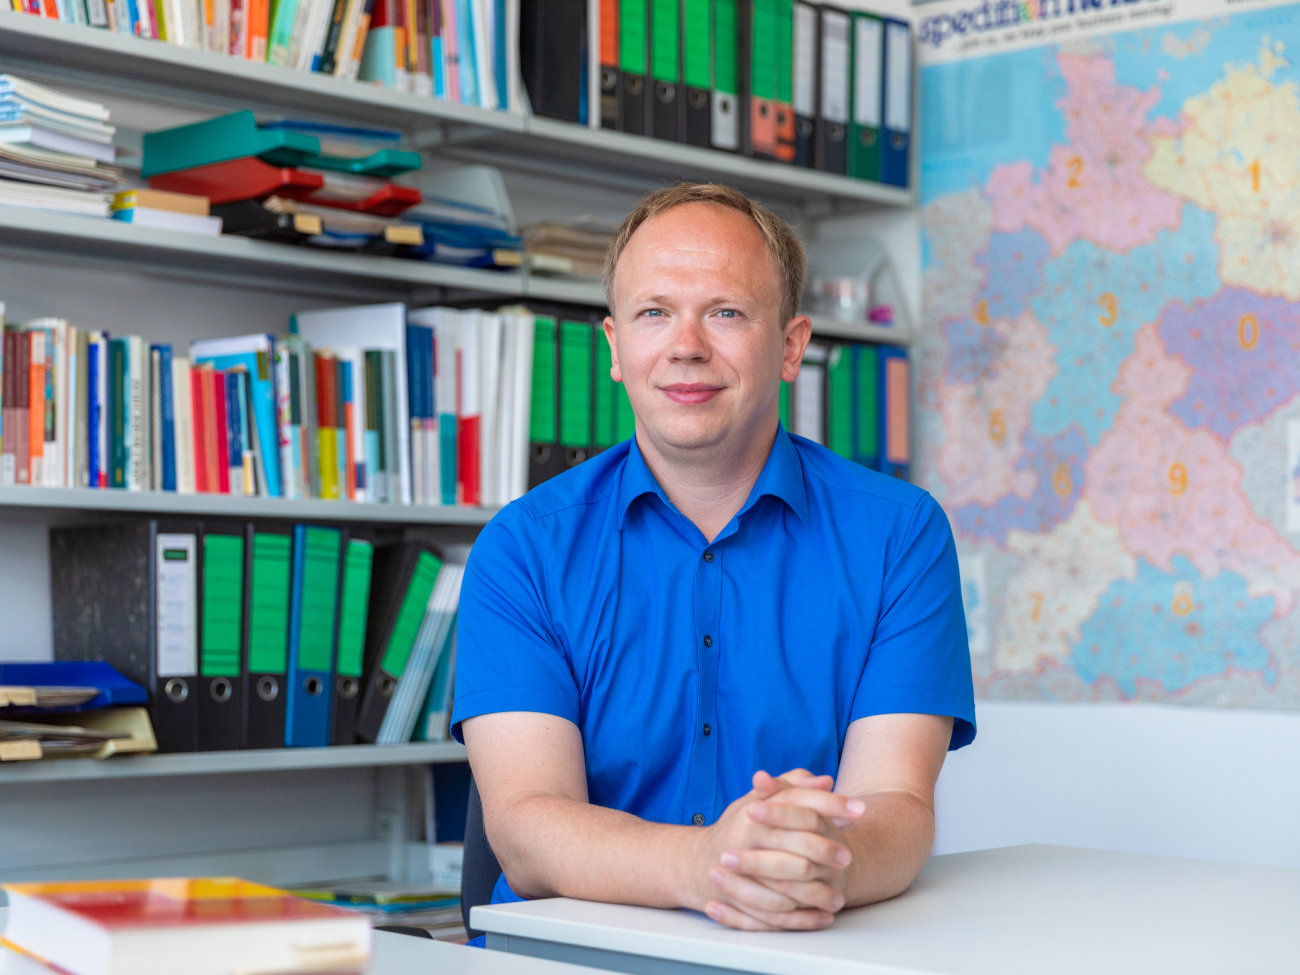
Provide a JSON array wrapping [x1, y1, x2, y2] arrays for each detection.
[[934, 701, 1300, 869]]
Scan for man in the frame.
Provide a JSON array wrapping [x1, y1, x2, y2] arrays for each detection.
[[452, 183, 975, 932]]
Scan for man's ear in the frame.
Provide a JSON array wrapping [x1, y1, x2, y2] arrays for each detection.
[[781, 314, 813, 384], [604, 316, 622, 384]]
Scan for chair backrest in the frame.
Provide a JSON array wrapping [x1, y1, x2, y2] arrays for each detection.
[[460, 772, 503, 939]]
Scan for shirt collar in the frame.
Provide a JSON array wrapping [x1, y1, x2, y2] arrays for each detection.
[[616, 426, 809, 529]]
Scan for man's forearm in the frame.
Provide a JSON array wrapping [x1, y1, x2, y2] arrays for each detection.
[[839, 789, 936, 907], [490, 792, 704, 908]]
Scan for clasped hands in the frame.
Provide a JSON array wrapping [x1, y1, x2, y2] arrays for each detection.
[[694, 769, 865, 931]]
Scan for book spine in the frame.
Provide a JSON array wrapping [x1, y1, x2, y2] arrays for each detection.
[[28, 331, 45, 487], [173, 356, 195, 494], [128, 336, 146, 492], [0, 331, 12, 486], [150, 347, 163, 491], [157, 344, 176, 492], [316, 351, 339, 500], [318, 0, 350, 73], [212, 368, 231, 494], [191, 364, 208, 493]]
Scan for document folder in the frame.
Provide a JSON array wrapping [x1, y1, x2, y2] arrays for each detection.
[[792, 0, 818, 167], [357, 543, 443, 743], [772, 0, 796, 162], [619, 0, 651, 134], [241, 523, 291, 749], [330, 532, 374, 745], [852, 343, 880, 471], [519, 0, 586, 123], [879, 345, 911, 479], [149, 157, 325, 206], [745, 0, 776, 158], [815, 5, 850, 174], [649, 0, 682, 141], [50, 520, 202, 754], [599, 0, 621, 128], [528, 315, 563, 488], [880, 16, 913, 188], [285, 524, 342, 747], [681, 0, 712, 147], [848, 9, 884, 182], [559, 319, 595, 471], [198, 522, 245, 752], [711, 0, 742, 152]]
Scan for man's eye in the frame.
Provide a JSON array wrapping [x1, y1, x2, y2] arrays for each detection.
[[716, 309, 739, 319], [641, 308, 665, 318]]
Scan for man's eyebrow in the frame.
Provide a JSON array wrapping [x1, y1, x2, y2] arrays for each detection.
[[631, 293, 752, 306]]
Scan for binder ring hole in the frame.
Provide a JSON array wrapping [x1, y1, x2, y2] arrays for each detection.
[[378, 674, 397, 698], [164, 678, 189, 703], [305, 676, 324, 696], [257, 677, 280, 702], [690, 91, 707, 108], [211, 678, 232, 703], [628, 77, 644, 94], [339, 677, 360, 700], [658, 83, 675, 103]]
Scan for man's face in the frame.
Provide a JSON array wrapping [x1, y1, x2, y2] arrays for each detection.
[[604, 202, 808, 466]]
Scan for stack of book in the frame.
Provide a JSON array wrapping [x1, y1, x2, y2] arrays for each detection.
[[0, 74, 121, 218], [0, 877, 371, 975], [110, 187, 223, 235]]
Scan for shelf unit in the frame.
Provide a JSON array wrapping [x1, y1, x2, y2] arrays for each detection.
[[0, 10, 918, 892], [0, 741, 466, 784]]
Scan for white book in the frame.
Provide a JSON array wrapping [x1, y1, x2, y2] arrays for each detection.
[[71, 326, 89, 488], [295, 303, 412, 505], [272, 343, 299, 500], [0, 123, 115, 163], [477, 311, 503, 506], [0, 74, 111, 122], [173, 355, 195, 494], [503, 307, 535, 502], [471, 0, 497, 109], [113, 206, 222, 235]]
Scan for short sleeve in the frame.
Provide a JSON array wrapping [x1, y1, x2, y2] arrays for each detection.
[[450, 510, 581, 743], [850, 492, 976, 750]]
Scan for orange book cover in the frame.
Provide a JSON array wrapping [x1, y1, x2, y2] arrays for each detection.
[[1, 877, 370, 975], [27, 330, 45, 487]]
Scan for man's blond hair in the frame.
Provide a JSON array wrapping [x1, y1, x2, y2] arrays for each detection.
[[602, 183, 807, 323]]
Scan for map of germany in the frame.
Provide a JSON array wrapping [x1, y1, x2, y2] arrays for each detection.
[[918, 5, 1300, 707]]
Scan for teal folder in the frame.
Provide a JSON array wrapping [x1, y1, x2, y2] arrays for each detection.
[[848, 10, 883, 182], [142, 111, 422, 179]]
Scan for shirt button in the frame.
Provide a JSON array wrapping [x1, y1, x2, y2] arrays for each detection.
[[703, 635, 713, 647], [693, 813, 706, 826], [703, 724, 712, 736], [704, 550, 714, 563]]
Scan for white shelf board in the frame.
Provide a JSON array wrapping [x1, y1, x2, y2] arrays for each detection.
[[513, 117, 914, 214], [0, 207, 530, 298], [0, 741, 467, 784], [0, 13, 522, 133], [806, 314, 910, 346], [0, 485, 497, 525]]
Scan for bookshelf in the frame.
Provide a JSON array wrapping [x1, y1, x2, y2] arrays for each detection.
[[0, 10, 919, 892]]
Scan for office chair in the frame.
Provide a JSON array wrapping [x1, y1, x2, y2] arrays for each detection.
[[460, 772, 504, 940]]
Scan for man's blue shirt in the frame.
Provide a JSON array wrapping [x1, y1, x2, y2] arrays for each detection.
[[451, 428, 975, 902]]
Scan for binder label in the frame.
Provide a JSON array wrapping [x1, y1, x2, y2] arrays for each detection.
[[821, 10, 851, 124], [885, 21, 912, 133], [853, 18, 883, 128], [793, 3, 817, 116], [156, 533, 198, 678]]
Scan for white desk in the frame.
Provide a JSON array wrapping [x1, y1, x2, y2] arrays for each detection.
[[0, 910, 608, 974], [471, 844, 1300, 975]]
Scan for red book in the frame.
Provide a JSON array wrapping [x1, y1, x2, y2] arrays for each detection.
[[211, 369, 230, 495], [0, 877, 371, 975], [190, 365, 208, 494], [455, 340, 480, 506]]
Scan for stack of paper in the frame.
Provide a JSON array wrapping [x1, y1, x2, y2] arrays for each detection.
[[522, 216, 619, 278], [0, 75, 120, 216]]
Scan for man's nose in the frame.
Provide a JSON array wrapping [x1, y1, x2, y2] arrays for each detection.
[[670, 315, 709, 360]]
